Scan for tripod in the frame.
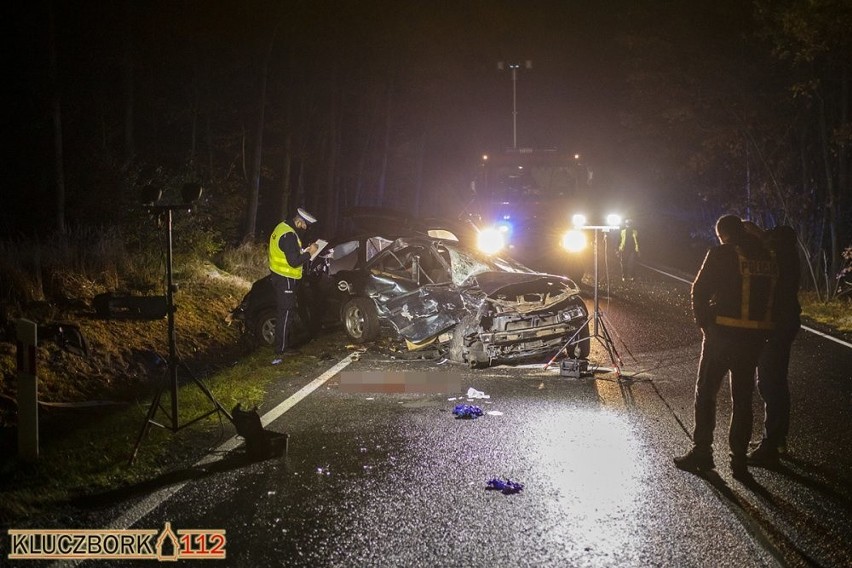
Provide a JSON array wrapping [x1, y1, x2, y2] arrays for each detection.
[[545, 226, 629, 377], [130, 205, 233, 465]]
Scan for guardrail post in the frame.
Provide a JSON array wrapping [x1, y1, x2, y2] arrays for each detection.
[[16, 318, 39, 461]]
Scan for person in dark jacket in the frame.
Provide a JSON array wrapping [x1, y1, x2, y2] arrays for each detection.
[[748, 225, 801, 465], [267, 208, 319, 365], [674, 215, 778, 479]]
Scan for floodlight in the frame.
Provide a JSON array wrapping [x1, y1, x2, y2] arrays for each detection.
[[606, 213, 623, 227], [561, 229, 587, 252], [572, 213, 587, 228]]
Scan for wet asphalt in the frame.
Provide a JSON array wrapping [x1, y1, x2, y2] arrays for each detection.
[[41, 268, 852, 567]]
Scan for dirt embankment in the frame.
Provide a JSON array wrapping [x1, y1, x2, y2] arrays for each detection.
[[0, 271, 252, 433]]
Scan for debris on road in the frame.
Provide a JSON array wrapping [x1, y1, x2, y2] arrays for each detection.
[[466, 387, 490, 399], [452, 404, 484, 419], [486, 478, 524, 494]]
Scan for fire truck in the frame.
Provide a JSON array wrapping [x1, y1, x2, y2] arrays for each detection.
[[468, 147, 597, 280]]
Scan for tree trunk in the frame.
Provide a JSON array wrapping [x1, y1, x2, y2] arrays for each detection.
[[354, 105, 376, 208], [324, 70, 340, 235], [206, 114, 213, 178], [839, 65, 849, 235], [48, 0, 66, 235], [376, 79, 394, 206], [243, 25, 280, 242], [414, 130, 426, 216], [279, 132, 293, 221], [122, 0, 135, 164], [817, 93, 839, 290]]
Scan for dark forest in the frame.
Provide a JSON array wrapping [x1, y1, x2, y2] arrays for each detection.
[[4, 0, 851, 293]]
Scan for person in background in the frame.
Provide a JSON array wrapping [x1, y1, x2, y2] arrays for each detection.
[[674, 215, 778, 479], [747, 224, 801, 465], [268, 208, 319, 365], [618, 218, 640, 281]]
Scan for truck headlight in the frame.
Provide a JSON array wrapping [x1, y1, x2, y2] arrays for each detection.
[[477, 227, 505, 255]]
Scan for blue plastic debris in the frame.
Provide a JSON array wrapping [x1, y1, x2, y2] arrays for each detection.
[[486, 478, 524, 494], [452, 404, 483, 419]]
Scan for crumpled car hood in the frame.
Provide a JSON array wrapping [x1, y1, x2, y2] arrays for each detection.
[[382, 271, 581, 343], [471, 271, 580, 314]]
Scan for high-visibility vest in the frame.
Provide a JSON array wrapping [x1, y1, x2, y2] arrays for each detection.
[[268, 222, 303, 279], [619, 228, 639, 253], [714, 246, 778, 330]]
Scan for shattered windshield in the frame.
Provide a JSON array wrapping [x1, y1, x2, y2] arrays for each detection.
[[446, 245, 532, 286]]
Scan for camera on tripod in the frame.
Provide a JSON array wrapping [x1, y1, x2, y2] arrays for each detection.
[[130, 181, 234, 465]]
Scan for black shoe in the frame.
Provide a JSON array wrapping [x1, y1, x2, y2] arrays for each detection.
[[674, 449, 715, 472], [730, 455, 751, 480], [747, 443, 779, 467]]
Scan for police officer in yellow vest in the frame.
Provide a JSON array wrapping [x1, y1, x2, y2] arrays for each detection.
[[268, 208, 319, 364], [618, 218, 640, 281], [675, 214, 778, 479]]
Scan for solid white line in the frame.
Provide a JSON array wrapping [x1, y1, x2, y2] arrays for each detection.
[[798, 324, 852, 349], [63, 352, 358, 547], [642, 263, 852, 349], [260, 352, 359, 427], [641, 263, 693, 285]]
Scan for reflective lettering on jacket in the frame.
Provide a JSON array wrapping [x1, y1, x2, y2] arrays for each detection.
[[268, 222, 303, 279], [714, 246, 778, 330]]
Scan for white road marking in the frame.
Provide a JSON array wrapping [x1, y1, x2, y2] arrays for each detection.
[[58, 351, 359, 556], [643, 263, 852, 349]]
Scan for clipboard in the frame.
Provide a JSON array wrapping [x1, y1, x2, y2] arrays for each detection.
[[304, 239, 329, 261]]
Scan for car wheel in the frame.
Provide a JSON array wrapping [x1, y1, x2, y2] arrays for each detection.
[[343, 297, 379, 343], [570, 322, 590, 359], [254, 308, 277, 347]]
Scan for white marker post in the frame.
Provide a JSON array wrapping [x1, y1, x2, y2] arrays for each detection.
[[16, 319, 38, 461]]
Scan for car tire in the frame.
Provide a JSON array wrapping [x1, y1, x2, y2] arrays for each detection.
[[254, 308, 277, 347], [571, 322, 590, 359], [343, 297, 379, 343]]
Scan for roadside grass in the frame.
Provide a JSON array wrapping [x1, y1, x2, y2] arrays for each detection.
[[0, 234, 277, 526], [800, 292, 852, 333], [0, 347, 302, 526]]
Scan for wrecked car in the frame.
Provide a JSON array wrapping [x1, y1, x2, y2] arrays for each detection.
[[229, 207, 474, 350], [322, 234, 590, 367], [233, 229, 590, 367], [228, 274, 315, 349]]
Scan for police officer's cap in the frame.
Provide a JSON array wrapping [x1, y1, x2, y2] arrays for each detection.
[[297, 208, 317, 224]]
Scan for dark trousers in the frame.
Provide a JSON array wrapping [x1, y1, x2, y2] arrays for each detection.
[[621, 249, 638, 279], [271, 273, 298, 354], [757, 324, 798, 446], [692, 326, 767, 458]]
